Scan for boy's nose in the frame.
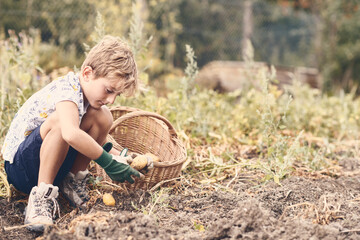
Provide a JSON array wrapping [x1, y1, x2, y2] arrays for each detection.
[[107, 95, 116, 105]]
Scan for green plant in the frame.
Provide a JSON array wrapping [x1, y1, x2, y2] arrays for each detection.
[[0, 30, 44, 198], [255, 69, 307, 183], [0, 30, 43, 140]]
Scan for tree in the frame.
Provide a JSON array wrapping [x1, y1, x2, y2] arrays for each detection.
[[265, 0, 360, 92]]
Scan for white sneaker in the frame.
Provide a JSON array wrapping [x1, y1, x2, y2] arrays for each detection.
[[24, 182, 59, 232], [59, 169, 90, 209]]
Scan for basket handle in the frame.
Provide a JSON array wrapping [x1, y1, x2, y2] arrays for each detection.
[[110, 110, 178, 138]]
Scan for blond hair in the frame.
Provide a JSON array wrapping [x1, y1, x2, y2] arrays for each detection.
[[81, 35, 138, 96]]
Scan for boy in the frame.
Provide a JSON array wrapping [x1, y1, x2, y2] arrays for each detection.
[[1, 35, 142, 232]]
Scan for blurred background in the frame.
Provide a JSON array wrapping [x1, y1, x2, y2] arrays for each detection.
[[0, 0, 359, 93]]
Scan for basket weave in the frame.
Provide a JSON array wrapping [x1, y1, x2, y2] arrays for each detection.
[[95, 106, 187, 191]]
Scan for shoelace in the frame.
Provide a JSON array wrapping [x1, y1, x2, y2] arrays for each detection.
[[51, 197, 61, 219], [34, 196, 61, 220], [72, 175, 90, 201]]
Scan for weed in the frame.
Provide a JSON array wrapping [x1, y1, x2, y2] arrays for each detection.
[[131, 188, 171, 216], [0, 30, 43, 198], [0, 30, 43, 137]]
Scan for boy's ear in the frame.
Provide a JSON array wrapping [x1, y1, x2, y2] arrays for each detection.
[[82, 66, 93, 81]]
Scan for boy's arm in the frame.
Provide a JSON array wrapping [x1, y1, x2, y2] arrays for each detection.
[[56, 101, 103, 159]]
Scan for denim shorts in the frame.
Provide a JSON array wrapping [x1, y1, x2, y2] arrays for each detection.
[[4, 125, 78, 194]]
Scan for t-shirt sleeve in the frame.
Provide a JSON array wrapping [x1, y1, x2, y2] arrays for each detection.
[[53, 79, 80, 107]]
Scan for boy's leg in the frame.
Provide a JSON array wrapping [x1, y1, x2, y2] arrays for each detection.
[[58, 106, 113, 208], [38, 111, 71, 185]]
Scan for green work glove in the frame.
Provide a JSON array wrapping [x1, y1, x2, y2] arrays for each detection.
[[102, 142, 113, 153], [94, 148, 140, 184]]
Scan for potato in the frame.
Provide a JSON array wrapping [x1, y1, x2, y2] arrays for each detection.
[[145, 152, 160, 162], [103, 193, 115, 206], [130, 155, 148, 170]]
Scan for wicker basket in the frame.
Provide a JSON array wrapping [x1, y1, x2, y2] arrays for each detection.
[[95, 106, 187, 191]]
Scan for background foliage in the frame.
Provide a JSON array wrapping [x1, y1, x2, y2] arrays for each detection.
[[1, 0, 359, 91]]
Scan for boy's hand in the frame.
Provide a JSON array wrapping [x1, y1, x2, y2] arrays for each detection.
[[102, 143, 134, 164], [94, 150, 141, 183], [112, 155, 132, 165]]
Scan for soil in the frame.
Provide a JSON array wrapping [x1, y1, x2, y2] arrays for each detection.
[[1, 159, 360, 240]]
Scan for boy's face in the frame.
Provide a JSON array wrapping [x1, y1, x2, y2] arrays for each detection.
[[81, 67, 122, 109]]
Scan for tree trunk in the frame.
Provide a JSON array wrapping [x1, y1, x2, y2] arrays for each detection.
[[242, 0, 253, 61]]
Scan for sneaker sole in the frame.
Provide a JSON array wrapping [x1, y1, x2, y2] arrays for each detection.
[[25, 220, 45, 232]]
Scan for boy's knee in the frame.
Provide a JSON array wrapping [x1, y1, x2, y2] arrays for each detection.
[[100, 106, 113, 131], [86, 106, 113, 132]]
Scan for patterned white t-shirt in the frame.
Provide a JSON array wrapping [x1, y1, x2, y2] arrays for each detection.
[[1, 72, 89, 163]]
